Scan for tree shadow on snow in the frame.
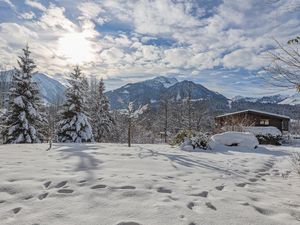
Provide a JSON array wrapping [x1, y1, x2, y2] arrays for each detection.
[[54, 143, 103, 180], [137, 146, 246, 177]]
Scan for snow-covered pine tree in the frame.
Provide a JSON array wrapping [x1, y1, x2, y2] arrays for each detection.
[[90, 78, 114, 142], [56, 66, 93, 143], [2, 45, 47, 144]]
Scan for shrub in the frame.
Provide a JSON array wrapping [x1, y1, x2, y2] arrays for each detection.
[[290, 152, 300, 175], [255, 134, 283, 145], [190, 132, 209, 149], [171, 130, 209, 150], [245, 127, 282, 145], [170, 130, 192, 146]]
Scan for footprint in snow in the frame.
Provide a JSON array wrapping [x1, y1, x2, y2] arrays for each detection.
[[236, 183, 247, 187], [12, 207, 22, 214], [57, 189, 74, 194], [55, 181, 68, 188], [118, 186, 136, 190], [253, 205, 274, 216], [190, 191, 208, 198], [116, 222, 141, 225], [24, 195, 33, 200], [249, 178, 258, 182], [157, 187, 172, 194], [38, 192, 48, 200], [205, 202, 217, 211], [290, 211, 300, 221], [0, 200, 5, 203], [215, 185, 224, 191], [43, 181, 51, 189], [91, 184, 107, 189], [187, 202, 195, 210]]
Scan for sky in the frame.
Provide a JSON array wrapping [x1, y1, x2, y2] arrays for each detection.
[[0, 0, 300, 97]]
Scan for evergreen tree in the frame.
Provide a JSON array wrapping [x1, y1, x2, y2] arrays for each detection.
[[56, 66, 93, 143], [90, 78, 114, 142], [2, 45, 47, 144]]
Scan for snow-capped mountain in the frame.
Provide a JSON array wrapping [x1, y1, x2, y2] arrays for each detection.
[[278, 93, 300, 105], [232, 94, 300, 105], [0, 70, 66, 104], [106, 76, 228, 109], [162, 80, 228, 103]]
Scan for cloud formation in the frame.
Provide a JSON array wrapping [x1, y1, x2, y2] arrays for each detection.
[[0, 0, 299, 96]]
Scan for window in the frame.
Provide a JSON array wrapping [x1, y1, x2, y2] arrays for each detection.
[[260, 119, 269, 125]]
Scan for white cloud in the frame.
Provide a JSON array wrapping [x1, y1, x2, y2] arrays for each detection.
[[223, 49, 265, 70], [0, 0, 300, 95], [25, 0, 46, 11], [1, 0, 15, 9], [77, 2, 109, 25], [19, 11, 36, 20]]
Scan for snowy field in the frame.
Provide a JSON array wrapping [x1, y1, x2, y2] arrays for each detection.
[[0, 143, 299, 225]]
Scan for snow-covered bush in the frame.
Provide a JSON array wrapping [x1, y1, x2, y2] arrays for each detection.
[[208, 132, 259, 150], [171, 130, 209, 150], [290, 153, 300, 175], [190, 132, 209, 149], [170, 130, 192, 146], [245, 126, 283, 145]]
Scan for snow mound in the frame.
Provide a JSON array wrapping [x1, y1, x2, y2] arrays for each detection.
[[245, 126, 282, 136], [208, 132, 259, 150]]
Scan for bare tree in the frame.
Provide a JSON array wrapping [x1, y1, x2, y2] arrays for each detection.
[[264, 37, 300, 92], [160, 98, 169, 143], [119, 102, 148, 147]]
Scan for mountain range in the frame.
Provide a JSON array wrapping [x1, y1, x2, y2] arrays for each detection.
[[1, 70, 299, 110], [105, 76, 228, 109], [232, 94, 300, 106], [0, 70, 65, 104]]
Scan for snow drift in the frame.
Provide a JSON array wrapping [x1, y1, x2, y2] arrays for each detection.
[[208, 132, 259, 150], [245, 126, 282, 136]]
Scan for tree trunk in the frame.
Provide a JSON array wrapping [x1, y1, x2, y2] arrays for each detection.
[[164, 101, 168, 143], [128, 117, 131, 147]]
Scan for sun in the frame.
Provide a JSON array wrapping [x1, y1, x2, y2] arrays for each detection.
[[58, 32, 95, 64]]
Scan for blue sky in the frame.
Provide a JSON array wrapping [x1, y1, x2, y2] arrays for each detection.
[[0, 0, 300, 97]]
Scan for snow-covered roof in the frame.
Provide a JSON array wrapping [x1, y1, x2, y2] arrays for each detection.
[[216, 109, 290, 120]]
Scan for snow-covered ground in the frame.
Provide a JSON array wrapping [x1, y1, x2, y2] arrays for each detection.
[[0, 143, 299, 225]]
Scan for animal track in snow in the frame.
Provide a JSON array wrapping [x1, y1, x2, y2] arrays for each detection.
[[157, 187, 172, 194], [55, 181, 67, 188]]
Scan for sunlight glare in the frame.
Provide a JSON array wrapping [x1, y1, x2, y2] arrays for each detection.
[[58, 32, 95, 64]]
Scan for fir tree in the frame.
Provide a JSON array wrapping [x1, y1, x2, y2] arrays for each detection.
[[56, 66, 93, 143], [90, 78, 114, 142], [2, 45, 47, 144]]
